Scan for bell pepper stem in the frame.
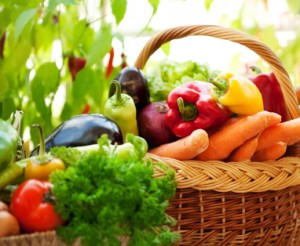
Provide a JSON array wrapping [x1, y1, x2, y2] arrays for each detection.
[[112, 80, 122, 103], [126, 133, 148, 159], [210, 77, 229, 98], [249, 66, 262, 75], [177, 97, 198, 121], [32, 124, 46, 158]]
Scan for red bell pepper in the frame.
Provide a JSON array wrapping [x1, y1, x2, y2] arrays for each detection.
[[165, 81, 232, 138], [10, 179, 64, 233], [249, 66, 288, 122]]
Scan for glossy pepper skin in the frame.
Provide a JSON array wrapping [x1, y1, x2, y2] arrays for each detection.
[[25, 125, 65, 181], [166, 81, 232, 138], [104, 81, 139, 141], [211, 72, 264, 115], [0, 119, 18, 171], [10, 179, 64, 233], [249, 66, 288, 122]]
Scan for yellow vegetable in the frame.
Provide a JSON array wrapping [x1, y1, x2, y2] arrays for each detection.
[[211, 72, 264, 115]]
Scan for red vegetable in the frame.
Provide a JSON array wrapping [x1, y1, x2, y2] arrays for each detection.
[[10, 179, 64, 233], [249, 66, 288, 121], [68, 56, 87, 81], [81, 104, 91, 114], [166, 81, 232, 138], [105, 47, 114, 79], [138, 102, 177, 148]]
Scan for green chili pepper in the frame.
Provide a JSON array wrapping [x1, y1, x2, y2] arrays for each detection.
[[0, 160, 27, 190], [0, 118, 19, 171], [73, 133, 148, 161], [104, 81, 139, 141]]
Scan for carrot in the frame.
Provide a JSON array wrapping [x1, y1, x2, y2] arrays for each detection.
[[195, 111, 282, 161], [256, 118, 300, 151], [252, 141, 287, 161], [227, 136, 258, 162], [148, 129, 209, 160]]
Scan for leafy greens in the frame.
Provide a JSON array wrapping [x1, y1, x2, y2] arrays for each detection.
[[50, 136, 179, 246], [145, 59, 220, 102]]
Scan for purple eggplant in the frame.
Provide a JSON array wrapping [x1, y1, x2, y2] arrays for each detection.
[[30, 114, 123, 156], [110, 66, 150, 114]]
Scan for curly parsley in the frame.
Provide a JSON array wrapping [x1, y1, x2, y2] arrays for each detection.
[[50, 147, 179, 246]]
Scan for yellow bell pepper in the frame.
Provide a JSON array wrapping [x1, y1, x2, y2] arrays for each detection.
[[210, 72, 264, 115], [25, 124, 65, 181]]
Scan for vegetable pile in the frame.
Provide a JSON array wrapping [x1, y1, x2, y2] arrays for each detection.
[[0, 57, 298, 245]]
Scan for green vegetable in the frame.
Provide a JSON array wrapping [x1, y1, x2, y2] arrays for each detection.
[[50, 133, 148, 164], [0, 118, 19, 171], [0, 159, 27, 190], [104, 81, 139, 142], [145, 59, 220, 102], [50, 135, 179, 246]]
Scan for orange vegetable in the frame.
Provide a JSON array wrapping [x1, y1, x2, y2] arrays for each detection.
[[227, 136, 258, 162], [0, 210, 20, 237], [195, 111, 281, 161], [256, 118, 300, 151], [148, 129, 209, 160], [252, 141, 287, 161]]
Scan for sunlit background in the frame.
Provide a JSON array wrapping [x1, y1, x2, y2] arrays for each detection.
[[0, 0, 299, 146]]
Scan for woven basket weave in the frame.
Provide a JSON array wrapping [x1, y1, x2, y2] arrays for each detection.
[[2, 25, 300, 246], [135, 25, 300, 245]]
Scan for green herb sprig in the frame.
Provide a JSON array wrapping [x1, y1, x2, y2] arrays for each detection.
[[50, 137, 179, 246]]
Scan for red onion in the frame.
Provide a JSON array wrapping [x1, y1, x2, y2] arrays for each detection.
[[137, 102, 177, 148]]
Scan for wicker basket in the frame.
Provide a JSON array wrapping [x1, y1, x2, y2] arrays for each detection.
[[2, 25, 300, 246], [135, 25, 300, 245]]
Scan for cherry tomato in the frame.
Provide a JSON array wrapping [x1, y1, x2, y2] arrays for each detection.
[[10, 179, 64, 233]]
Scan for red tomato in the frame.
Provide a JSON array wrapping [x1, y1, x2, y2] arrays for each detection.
[[10, 179, 64, 233]]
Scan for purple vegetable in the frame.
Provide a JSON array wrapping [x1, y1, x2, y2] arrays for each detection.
[[137, 102, 177, 148]]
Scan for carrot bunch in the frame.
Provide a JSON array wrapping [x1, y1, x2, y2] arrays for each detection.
[[149, 110, 300, 162]]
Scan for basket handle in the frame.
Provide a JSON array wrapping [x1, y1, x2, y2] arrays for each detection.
[[134, 25, 300, 120]]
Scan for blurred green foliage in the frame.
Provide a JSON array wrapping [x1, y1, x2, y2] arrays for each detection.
[[0, 0, 158, 145], [0, 0, 299, 146]]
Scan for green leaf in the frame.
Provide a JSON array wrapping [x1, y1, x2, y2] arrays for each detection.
[[0, 96, 15, 120], [0, 68, 9, 101], [204, 0, 214, 11], [87, 24, 113, 66], [32, 23, 56, 55], [287, 0, 300, 14], [148, 0, 159, 15], [0, 7, 12, 30], [30, 76, 48, 119], [34, 62, 60, 94], [161, 42, 170, 56], [72, 67, 101, 108], [14, 8, 37, 40], [30, 63, 59, 119], [3, 40, 31, 73], [47, 0, 78, 13], [111, 0, 127, 25]]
